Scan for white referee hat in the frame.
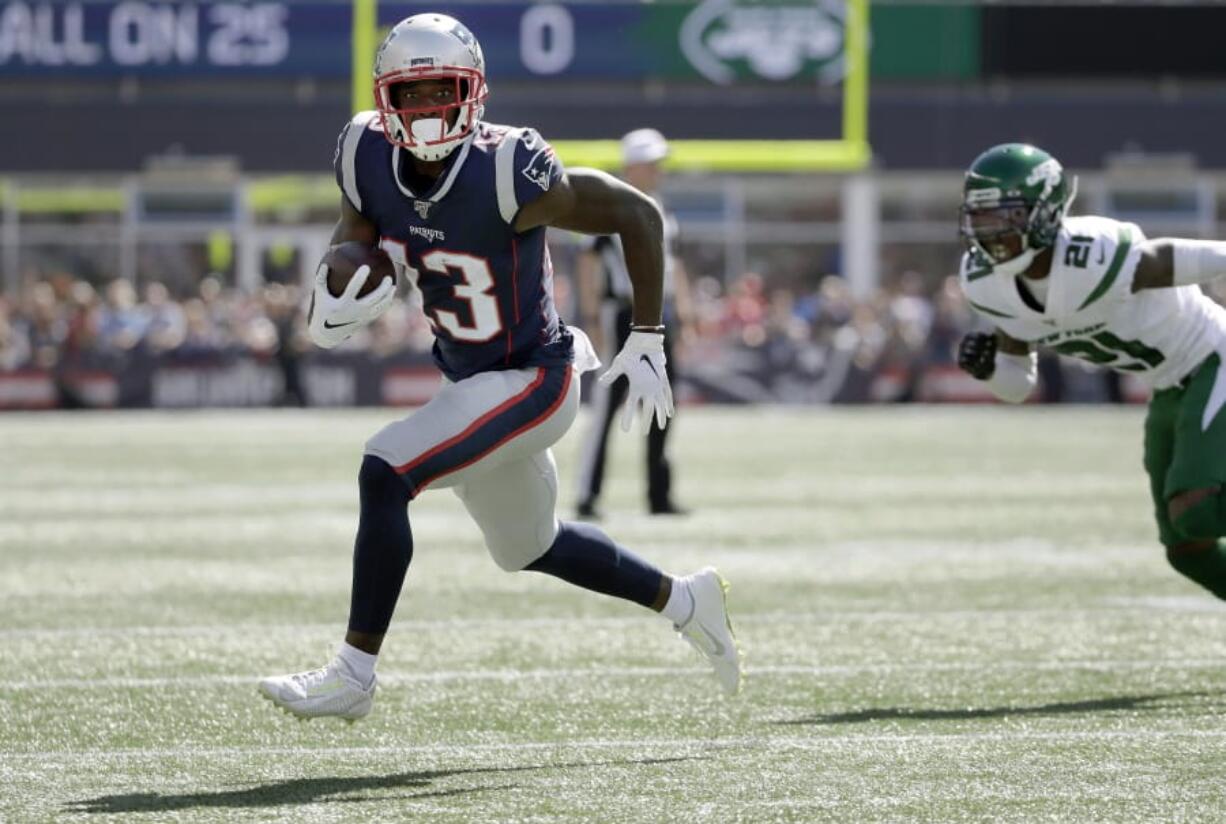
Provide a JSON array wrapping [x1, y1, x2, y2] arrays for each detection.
[[621, 128, 669, 166]]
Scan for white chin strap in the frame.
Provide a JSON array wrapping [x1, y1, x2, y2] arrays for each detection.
[[404, 117, 463, 162], [990, 246, 1038, 278]]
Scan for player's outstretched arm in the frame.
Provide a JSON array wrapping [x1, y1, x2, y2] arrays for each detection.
[[518, 168, 673, 433], [516, 168, 665, 327], [1133, 237, 1226, 292], [957, 328, 1037, 403]]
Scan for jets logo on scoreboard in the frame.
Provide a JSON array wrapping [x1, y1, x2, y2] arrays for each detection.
[[680, 0, 847, 85]]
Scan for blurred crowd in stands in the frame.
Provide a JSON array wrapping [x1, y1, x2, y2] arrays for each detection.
[[0, 275, 308, 371], [0, 263, 970, 391], [7, 255, 1209, 404]]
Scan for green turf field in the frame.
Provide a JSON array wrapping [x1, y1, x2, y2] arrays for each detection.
[[3, 406, 1226, 822]]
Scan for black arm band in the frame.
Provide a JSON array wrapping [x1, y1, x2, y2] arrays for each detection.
[[629, 324, 666, 334]]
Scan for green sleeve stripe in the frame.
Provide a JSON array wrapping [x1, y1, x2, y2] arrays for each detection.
[[968, 300, 1015, 319], [1077, 225, 1133, 311]]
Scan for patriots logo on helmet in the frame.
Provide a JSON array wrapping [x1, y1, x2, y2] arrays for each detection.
[[522, 147, 556, 191], [450, 22, 475, 45], [450, 21, 482, 64]]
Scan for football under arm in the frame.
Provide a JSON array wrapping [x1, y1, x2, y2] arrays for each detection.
[[1132, 237, 1226, 292], [518, 168, 666, 327], [306, 198, 385, 349], [987, 331, 1038, 404]]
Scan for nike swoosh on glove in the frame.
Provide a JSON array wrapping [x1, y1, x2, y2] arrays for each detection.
[[598, 330, 675, 435], [307, 261, 396, 349]]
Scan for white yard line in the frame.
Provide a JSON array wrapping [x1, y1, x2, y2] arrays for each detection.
[[8, 729, 1226, 764], [3, 658, 1224, 691]]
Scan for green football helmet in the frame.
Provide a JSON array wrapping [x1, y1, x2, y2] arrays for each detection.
[[959, 143, 1077, 274]]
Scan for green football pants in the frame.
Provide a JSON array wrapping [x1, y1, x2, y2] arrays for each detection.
[[1144, 354, 1226, 547]]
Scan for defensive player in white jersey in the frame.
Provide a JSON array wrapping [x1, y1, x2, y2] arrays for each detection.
[[257, 14, 741, 722], [957, 142, 1226, 599]]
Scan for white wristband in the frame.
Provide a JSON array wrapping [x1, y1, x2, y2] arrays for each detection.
[[985, 351, 1037, 404], [1172, 239, 1226, 286]]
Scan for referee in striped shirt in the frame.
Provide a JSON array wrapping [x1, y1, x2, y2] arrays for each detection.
[[575, 128, 693, 518]]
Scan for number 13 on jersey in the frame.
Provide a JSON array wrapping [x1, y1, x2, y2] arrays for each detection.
[[381, 241, 505, 342]]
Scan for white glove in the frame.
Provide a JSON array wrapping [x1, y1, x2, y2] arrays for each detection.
[[598, 330, 675, 435], [307, 261, 396, 349]]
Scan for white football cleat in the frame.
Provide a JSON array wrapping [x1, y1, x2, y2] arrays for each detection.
[[258, 660, 375, 721], [675, 567, 743, 696]]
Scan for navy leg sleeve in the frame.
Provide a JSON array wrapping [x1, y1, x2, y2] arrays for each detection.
[[347, 455, 414, 634], [525, 521, 664, 609]]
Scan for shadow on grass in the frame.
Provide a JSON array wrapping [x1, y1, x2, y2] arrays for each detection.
[[778, 691, 1219, 726], [66, 756, 695, 814]]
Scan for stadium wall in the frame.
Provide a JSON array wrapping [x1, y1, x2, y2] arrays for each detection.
[[5, 86, 1226, 173]]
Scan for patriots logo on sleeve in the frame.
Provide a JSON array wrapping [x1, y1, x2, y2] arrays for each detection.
[[522, 146, 557, 191]]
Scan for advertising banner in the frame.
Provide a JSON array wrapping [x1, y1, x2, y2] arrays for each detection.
[[0, 353, 1148, 411]]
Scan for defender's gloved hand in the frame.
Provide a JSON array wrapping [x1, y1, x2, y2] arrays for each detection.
[[957, 332, 998, 380], [599, 330, 675, 435], [307, 262, 396, 349]]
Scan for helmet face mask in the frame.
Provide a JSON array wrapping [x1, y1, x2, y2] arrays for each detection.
[[959, 144, 1077, 271], [961, 200, 1031, 264], [373, 15, 488, 162]]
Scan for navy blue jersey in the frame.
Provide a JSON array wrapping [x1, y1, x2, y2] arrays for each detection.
[[334, 112, 574, 381]]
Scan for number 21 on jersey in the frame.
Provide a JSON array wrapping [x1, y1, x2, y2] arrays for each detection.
[[380, 241, 504, 342]]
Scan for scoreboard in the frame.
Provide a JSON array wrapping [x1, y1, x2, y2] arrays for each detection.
[[0, 0, 871, 172], [0, 0, 853, 83]]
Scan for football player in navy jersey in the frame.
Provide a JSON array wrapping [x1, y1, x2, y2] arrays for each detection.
[[258, 13, 741, 720]]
